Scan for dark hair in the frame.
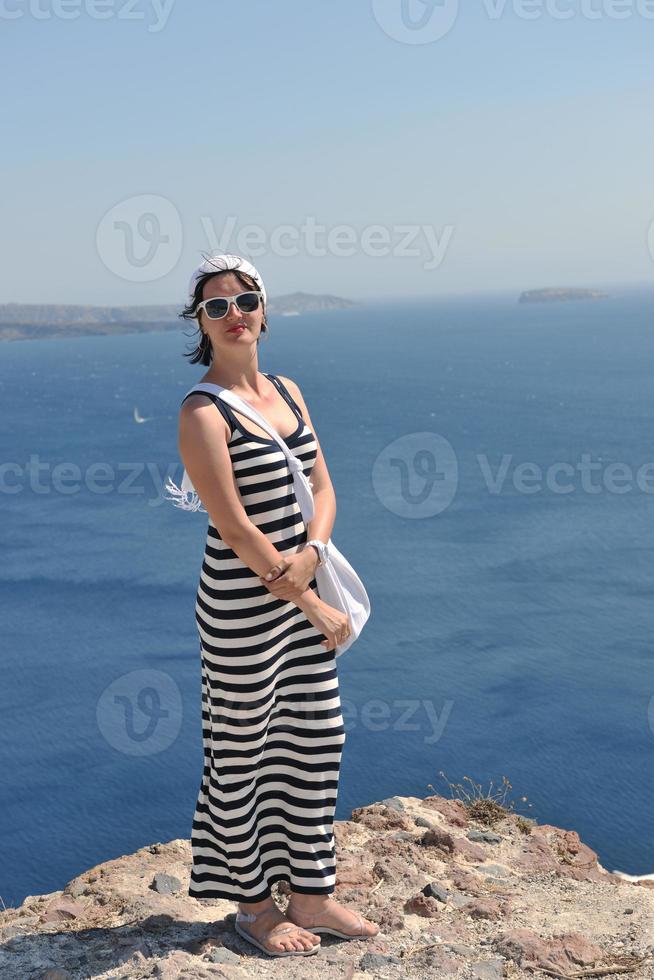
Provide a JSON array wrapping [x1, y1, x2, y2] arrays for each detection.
[[179, 266, 268, 366]]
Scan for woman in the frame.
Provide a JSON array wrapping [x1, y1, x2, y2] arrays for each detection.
[[175, 253, 379, 958]]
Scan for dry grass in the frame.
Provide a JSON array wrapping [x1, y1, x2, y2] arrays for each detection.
[[428, 771, 535, 827]]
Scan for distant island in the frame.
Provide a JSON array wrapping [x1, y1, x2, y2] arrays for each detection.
[[519, 287, 609, 304], [0, 293, 359, 342], [269, 292, 358, 315]]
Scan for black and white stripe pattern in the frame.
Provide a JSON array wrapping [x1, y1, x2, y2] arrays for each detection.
[[185, 374, 346, 903]]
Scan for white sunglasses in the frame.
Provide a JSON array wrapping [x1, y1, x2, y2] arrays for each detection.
[[195, 291, 263, 320]]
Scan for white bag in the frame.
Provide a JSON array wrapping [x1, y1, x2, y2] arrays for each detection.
[[165, 382, 370, 657]]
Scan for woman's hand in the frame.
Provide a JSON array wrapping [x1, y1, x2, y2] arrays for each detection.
[[302, 596, 352, 652], [259, 547, 318, 600]]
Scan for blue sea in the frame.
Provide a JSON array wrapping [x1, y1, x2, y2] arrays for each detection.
[[2, 289, 654, 907]]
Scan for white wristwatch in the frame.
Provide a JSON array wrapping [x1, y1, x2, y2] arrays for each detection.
[[306, 539, 328, 567]]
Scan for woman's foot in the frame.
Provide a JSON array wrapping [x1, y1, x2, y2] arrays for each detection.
[[235, 901, 321, 956], [286, 896, 380, 940]]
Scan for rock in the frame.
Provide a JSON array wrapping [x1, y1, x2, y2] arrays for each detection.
[[551, 829, 607, 882], [476, 863, 511, 878], [468, 830, 502, 844], [183, 937, 217, 956], [496, 927, 604, 972], [63, 879, 90, 899], [512, 828, 561, 874], [463, 898, 504, 920], [14, 914, 40, 927], [420, 828, 455, 853], [151, 950, 196, 977], [375, 906, 405, 932], [422, 881, 450, 903], [372, 855, 412, 884], [39, 897, 88, 924], [351, 804, 414, 833], [116, 940, 151, 965], [470, 957, 505, 980], [450, 892, 474, 909], [514, 826, 606, 882], [42, 971, 72, 980], [452, 838, 488, 862], [142, 913, 176, 932], [335, 855, 376, 888], [403, 894, 442, 917], [421, 949, 462, 974], [381, 796, 406, 811], [451, 869, 486, 895], [421, 796, 470, 827], [206, 946, 241, 964], [151, 872, 182, 895], [323, 957, 356, 979], [359, 950, 402, 969], [448, 943, 477, 955]]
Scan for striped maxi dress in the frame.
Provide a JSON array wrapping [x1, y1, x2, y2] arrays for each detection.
[[184, 373, 346, 903]]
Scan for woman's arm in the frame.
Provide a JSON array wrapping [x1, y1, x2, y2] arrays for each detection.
[[178, 394, 319, 611], [278, 375, 337, 546]]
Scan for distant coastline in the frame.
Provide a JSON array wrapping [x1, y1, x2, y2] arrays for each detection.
[[0, 292, 359, 342], [519, 287, 609, 304]]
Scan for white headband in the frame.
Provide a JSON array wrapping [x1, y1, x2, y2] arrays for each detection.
[[187, 252, 267, 309]]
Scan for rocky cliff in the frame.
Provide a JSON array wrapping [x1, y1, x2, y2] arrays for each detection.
[[1, 793, 652, 979]]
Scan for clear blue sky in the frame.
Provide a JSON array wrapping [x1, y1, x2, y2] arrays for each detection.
[[3, 0, 654, 304]]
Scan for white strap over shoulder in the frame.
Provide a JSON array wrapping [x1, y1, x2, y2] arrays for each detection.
[[164, 382, 315, 521]]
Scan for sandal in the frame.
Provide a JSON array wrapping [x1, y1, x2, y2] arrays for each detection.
[[285, 898, 380, 940], [234, 905, 322, 957]]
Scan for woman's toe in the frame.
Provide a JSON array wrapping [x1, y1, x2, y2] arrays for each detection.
[[357, 913, 379, 936]]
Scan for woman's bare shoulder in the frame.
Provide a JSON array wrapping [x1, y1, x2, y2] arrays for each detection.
[[180, 391, 216, 413], [179, 392, 230, 439], [276, 374, 303, 399]]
